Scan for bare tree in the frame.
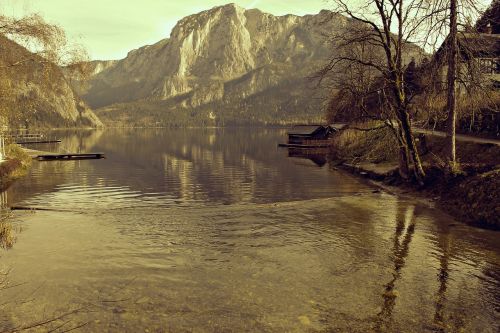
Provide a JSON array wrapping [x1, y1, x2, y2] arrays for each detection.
[[321, 0, 441, 183], [0, 13, 89, 67], [322, 0, 493, 181], [419, 0, 485, 170], [0, 11, 89, 130], [446, 0, 459, 170], [419, 0, 490, 170]]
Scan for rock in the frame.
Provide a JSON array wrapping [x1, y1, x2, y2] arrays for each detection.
[[135, 296, 151, 304], [112, 306, 126, 314], [298, 315, 311, 326]]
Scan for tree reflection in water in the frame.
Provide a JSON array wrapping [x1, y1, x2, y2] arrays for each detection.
[[432, 224, 469, 332], [374, 204, 417, 332]]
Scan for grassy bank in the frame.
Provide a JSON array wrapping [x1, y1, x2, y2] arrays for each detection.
[[0, 212, 15, 249], [329, 126, 500, 229], [0, 144, 32, 192]]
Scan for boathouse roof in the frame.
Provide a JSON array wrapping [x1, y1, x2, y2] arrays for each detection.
[[287, 125, 333, 136]]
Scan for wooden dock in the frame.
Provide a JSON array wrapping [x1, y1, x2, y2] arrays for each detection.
[[8, 133, 45, 140], [17, 140, 62, 145], [278, 143, 331, 148], [36, 153, 105, 161]]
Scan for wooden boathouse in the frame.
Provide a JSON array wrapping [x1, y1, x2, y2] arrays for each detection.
[[278, 125, 337, 148]]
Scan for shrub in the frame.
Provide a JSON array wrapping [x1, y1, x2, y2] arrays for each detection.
[[0, 144, 31, 190], [330, 122, 399, 164]]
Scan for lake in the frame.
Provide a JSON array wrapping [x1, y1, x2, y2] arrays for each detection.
[[0, 128, 499, 332]]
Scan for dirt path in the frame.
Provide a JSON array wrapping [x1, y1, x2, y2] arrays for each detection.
[[415, 128, 500, 146]]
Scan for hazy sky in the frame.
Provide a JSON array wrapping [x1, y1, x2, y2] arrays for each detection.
[[2, 1, 328, 60]]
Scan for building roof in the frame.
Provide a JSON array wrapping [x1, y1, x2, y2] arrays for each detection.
[[459, 33, 500, 58], [288, 125, 332, 136], [433, 1, 500, 62], [433, 32, 500, 66]]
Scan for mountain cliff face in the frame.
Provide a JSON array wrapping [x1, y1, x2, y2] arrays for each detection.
[[80, 4, 420, 126], [0, 35, 102, 129], [75, 4, 346, 126]]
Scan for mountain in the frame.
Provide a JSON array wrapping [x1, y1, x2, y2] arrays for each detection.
[[77, 4, 421, 127], [0, 35, 102, 129]]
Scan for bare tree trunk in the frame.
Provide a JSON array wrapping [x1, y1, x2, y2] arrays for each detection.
[[446, 0, 458, 170], [397, 130, 411, 180], [392, 72, 426, 183], [401, 111, 425, 178]]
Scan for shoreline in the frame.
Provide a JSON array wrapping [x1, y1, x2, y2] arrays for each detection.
[[330, 158, 499, 231], [326, 125, 499, 230], [330, 163, 440, 210], [0, 145, 33, 192]]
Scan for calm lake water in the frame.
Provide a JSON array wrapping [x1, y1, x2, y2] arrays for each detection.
[[0, 128, 499, 332]]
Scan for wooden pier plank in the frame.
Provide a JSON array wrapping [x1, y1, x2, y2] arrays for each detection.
[[278, 143, 331, 148], [36, 153, 105, 161], [17, 140, 62, 144]]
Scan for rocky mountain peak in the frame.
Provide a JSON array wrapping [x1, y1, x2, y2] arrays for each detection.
[[75, 5, 422, 127]]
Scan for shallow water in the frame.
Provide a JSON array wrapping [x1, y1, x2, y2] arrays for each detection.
[[0, 128, 499, 332]]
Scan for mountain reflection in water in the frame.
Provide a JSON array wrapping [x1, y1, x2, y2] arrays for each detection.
[[0, 128, 498, 333]]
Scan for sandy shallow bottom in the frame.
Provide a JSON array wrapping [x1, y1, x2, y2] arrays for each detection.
[[1, 195, 499, 332]]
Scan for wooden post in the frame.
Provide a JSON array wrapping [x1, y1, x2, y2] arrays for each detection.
[[0, 135, 4, 161]]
